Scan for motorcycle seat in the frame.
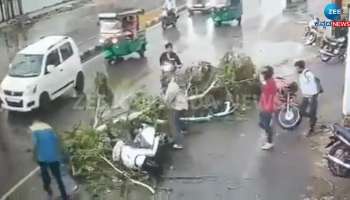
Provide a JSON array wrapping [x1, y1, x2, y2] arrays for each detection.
[[334, 123, 350, 142], [326, 36, 346, 43]]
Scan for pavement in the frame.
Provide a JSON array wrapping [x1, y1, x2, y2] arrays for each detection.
[[1, 0, 350, 199]]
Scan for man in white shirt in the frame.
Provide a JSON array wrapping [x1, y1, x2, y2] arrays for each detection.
[[164, 74, 188, 149], [295, 60, 319, 136]]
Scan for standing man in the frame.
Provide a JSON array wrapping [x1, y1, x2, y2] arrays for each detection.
[[258, 66, 278, 150], [164, 74, 188, 150], [30, 120, 69, 200], [295, 60, 320, 136], [159, 42, 182, 67]]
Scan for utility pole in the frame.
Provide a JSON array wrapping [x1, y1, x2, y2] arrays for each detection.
[[342, 4, 350, 126]]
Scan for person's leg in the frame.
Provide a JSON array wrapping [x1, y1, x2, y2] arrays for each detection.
[[49, 162, 68, 200], [179, 110, 187, 132], [173, 110, 184, 148], [309, 95, 318, 132], [299, 97, 309, 117], [38, 162, 53, 196], [259, 112, 274, 150], [265, 113, 273, 143]]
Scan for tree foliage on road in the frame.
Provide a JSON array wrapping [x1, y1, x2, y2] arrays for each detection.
[[61, 51, 261, 198]]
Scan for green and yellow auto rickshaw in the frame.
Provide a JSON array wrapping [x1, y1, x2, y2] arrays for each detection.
[[211, 0, 242, 26], [98, 9, 147, 64]]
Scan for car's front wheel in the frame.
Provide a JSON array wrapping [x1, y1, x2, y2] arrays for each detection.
[[39, 92, 51, 111], [75, 72, 85, 94]]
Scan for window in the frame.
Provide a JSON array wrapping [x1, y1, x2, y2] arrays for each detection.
[[59, 42, 73, 61], [9, 54, 43, 77], [46, 50, 60, 67]]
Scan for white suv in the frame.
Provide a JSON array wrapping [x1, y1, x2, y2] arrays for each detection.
[[0, 36, 84, 112]]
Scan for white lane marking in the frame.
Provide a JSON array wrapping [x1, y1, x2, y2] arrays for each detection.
[[0, 167, 40, 200]]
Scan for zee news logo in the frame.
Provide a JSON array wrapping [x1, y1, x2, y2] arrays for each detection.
[[314, 3, 350, 28]]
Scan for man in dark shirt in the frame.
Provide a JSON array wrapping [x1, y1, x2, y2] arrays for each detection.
[[159, 42, 182, 93], [159, 42, 182, 66]]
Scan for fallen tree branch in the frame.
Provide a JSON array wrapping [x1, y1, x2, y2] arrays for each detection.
[[100, 155, 155, 194], [162, 175, 217, 180], [188, 79, 218, 101]]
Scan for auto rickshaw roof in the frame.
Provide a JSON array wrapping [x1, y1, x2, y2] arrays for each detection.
[[98, 9, 144, 20]]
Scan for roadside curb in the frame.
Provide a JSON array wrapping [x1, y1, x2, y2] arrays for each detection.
[[80, 5, 187, 63]]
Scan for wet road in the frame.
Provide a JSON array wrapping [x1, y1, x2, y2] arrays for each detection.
[[0, 0, 345, 199]]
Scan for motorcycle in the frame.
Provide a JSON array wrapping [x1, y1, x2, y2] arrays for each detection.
[[161, 9, 178, 30], [112, 124, 164, 176], [276, 77, 301, 130], [160, 61, 182, 94], [325, 123, 350, 177], [304, 15, 321, 46], [319, 35, 347, 62]]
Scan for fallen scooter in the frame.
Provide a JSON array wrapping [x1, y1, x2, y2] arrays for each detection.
[[325, 123, 350, 177], [112, 124, 163, 176]]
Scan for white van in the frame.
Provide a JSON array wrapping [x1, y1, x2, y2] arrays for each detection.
[[0, 36, 84, 112]]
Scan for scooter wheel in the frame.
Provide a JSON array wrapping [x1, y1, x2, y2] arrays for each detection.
[[277, 106, 301, 129], [320, 53, 331, 62], [328, 143, 350, 177]]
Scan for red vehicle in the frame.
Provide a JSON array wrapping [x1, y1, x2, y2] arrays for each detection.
[[275, 77, 301, 129]]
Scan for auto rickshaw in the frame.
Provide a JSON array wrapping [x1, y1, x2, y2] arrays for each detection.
[[187, 0, 212, 16], [98, 9, 147, 64], [211, 0, 242, 26]]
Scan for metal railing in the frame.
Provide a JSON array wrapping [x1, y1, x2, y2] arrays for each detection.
[[0, 0, 23, 23]]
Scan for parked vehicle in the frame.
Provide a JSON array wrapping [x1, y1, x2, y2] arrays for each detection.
[[161, 9, 179, 30], [319, 35, 347, 62], [304, 15, 321, 46], [211, 0, 242, 26], [325, 123, 350, 177], [0, 36, 84, 112], [98, 9, 147, 64], [187, 0, 212, 16], [275, 77, 301, 129]]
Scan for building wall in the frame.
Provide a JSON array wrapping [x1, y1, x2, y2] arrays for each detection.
[[22, 0, 63, 13], [342, 0, 350, 15]]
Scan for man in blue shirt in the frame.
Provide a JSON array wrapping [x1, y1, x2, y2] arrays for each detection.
[[30, 120, 68, 200]]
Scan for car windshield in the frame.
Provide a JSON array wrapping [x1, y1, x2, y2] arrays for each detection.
[[100, 19, 122, 33], [9, 54, 43, 77]]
